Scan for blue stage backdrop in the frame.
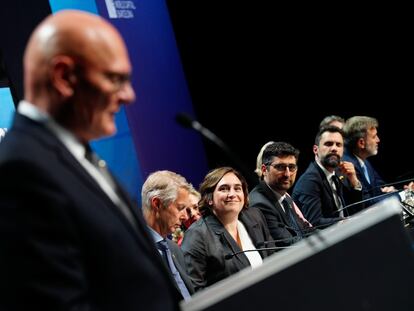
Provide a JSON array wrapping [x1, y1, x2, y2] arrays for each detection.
[[0, 87, 15, 141], [48, 0, 208, 202]]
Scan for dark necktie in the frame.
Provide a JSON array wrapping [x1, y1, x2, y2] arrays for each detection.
[[331, 175, 346, 216], [157, 239, 191, 300], [84, 144, 115, 187], [84, 144, 138, 229], [281, 198, 303, 238]]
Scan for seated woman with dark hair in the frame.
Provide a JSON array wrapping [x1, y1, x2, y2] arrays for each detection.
[[181, 167, 274, 291]]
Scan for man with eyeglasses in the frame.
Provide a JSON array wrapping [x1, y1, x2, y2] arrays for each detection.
[[292, 125, 363, 227], [0, 10, 181, 310], [249, 141, 312, 247]]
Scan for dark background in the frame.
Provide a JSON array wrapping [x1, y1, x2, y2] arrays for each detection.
[[1, 2, 412, 189], [166, 2, 412, 188]]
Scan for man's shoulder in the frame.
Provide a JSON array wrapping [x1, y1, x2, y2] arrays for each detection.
[[342, 152, 356, 162], [293, 163, 324, 196], [1, 116, 58, 157], [249, 183, 272, 205], [184, 217, 208, 235], [295, 162, 321, 183], [249, 182, 266, 197], [166, 238, 182, 253], [0, 127, 52, 170]]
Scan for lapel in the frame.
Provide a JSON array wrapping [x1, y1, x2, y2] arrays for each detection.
[[54, 138, 147, 236], [312, 162, 338, 207], [15, 115, 157, 258], [205, 214, 251, 268], [332, 169, 342, 190], [167, 240, 195, 294], [257, 181, 291, 225], [238, 210, 261, 249]]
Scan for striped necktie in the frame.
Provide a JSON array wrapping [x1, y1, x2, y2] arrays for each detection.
[[330, 175, 345, 217]]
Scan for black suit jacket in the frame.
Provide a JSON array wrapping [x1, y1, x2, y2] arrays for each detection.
[[181, 208, 274, 291], [292, 161, 363, 227], [166, 239, 195, 296], [0, 114, 181, 310], [249, 181, 307, 246]]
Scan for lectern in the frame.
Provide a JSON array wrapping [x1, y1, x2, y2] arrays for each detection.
[[181, 197, 414, 311]]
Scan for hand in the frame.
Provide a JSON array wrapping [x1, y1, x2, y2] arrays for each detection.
[[403, 181, 414, 191], [339, 161, 360, 188], [380, 186, 396, 193]]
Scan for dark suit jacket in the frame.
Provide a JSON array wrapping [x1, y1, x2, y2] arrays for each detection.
[[167, 239, 195, 296], [181, 208, 274, 291], [0, 114, 181, 310], [292, 161, 363, 227], [249, 181, 307, 246], [342, 151, 386, 206]]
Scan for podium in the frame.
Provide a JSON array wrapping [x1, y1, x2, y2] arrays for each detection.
[[181, 197, 414, 311]]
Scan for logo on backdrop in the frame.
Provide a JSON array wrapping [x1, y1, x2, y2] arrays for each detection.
[[0, 128, 7, 142], [105, 0, 136, 19]]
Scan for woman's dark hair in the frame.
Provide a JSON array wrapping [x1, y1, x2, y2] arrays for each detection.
[[199, 167, 249, 215]]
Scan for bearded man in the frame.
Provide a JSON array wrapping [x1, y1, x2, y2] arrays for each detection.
[[292, 126, 363, 227]]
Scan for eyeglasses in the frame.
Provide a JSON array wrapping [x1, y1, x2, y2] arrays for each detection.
[[75, 61, 132, 92], [102, 71, 132, 91], [269, 163, 298, 172]]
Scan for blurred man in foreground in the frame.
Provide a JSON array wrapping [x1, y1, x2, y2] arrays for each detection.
[[0, 10, 180, 310]]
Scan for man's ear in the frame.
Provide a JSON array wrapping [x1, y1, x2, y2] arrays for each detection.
[[312, 144, 318, 156], [50, 55, 77, 98], [150, 197, 161, 211], [357, 137, 365, 149], [261, 163, 267, 176]]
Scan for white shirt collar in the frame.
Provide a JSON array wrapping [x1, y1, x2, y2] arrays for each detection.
[[18, 100, 49, 122], [147, 226, 164, 244], [264, 182, 302, 215], [18, 100, 86, 161], [315, 158, 335, 180], [264, 182, 286, 206], [355, 155, 365, 167]]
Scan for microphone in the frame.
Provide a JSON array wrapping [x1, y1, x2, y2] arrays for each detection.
[[365, 177, 414, 191], [175, 113, 228, 151], [395, 170, 414, 180], [258, 229, 317, 248], [258, 225, 332, 250], [335, 190, 399, 214], [224, 246, 294, 260], [304, 221, 343, 230], [175, 113, 257, 186], [265, 220, 313, 240], [225, 229, 330, 260], [256, 236, 303, 247]]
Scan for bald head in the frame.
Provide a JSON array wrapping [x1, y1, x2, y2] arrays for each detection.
[[25, 10, 129, 101], [23, 10, 135, 142]]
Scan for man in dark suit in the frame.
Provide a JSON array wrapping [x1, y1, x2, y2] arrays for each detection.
[[0, 10, 180, 310], [292, 126, 363, 227], [249, 142, 312, 246], [142, 170, 195, 299], [342, 116, 397, 206]]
